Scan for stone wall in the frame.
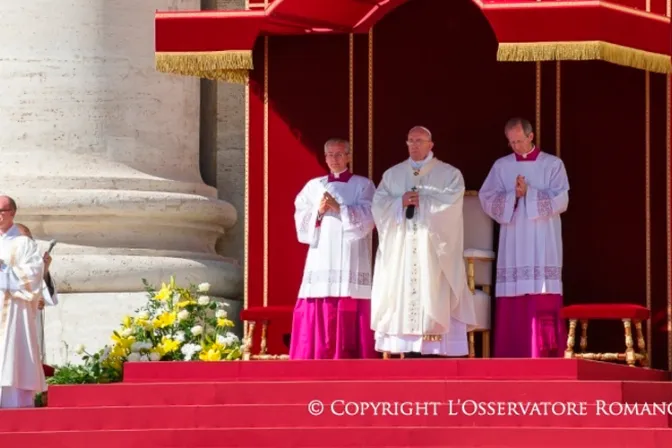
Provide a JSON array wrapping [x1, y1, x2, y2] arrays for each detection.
[[1, 0, 243, 365], [215, 0, 247, 265]]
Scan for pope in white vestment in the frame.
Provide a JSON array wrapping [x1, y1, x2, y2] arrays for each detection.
[[290, 139, 377, 359], [0, 198, 46, 408], [371, 127, 477, 357], [479, 118, 569, 358]]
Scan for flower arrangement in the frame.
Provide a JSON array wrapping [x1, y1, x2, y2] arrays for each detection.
[[48, 277, 242, 385]]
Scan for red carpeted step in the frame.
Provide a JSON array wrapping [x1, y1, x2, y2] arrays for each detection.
[[49, 380, 640, 407], [123, 359, 669, 383], [621, 381, 672, 403], [0, 403, 668, 432], [1, 426, 672, 447]]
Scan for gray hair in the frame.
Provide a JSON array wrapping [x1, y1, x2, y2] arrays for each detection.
[[408, 126, 432, 141], [504, 117, 534, 136], [324, 138, 351, 154]]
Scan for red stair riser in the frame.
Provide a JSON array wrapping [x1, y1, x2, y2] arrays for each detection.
[[0, 404, 668, 432], [0, 427, 671, 447], [48, 380, 628, 407], [123, 359, 669, 383]]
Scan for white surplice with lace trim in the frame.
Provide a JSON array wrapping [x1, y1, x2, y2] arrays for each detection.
[[370, 153, 477, 355], [478, 151, 569, 297], [294, 173, 376, 299], [0, 225, 46, 408]]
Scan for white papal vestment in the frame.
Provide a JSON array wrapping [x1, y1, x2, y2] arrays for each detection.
[[371, 154, 476, 355], [0, 225, 46, 408]]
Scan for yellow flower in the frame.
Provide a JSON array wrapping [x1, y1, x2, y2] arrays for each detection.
[[199, 348, 222, 361], [217, 318, 235, 328], [159, 337, 180, 354], [176, 299, 197, 309], [152, 312, 176, 329], [154, 284, 172, 302], [121, 315, 133, 328], [111, 332, 135, 350]]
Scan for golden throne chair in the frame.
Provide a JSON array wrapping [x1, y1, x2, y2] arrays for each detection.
[[463, 190, 495, 358]]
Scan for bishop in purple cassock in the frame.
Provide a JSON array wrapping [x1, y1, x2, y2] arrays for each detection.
[[479, 118, 570, 358], [290, 138, 377, 360]]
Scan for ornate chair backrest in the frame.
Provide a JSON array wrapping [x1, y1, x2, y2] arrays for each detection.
[[463, 190, 495, 289]]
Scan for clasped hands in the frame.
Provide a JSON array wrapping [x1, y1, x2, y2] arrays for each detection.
[[318, 192, 340, 216], [402, 190, 419, 207], [515, 175, 528, 198]]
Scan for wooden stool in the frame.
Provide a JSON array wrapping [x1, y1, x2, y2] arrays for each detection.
[[560, 304, 649, 367], [240, 306, 294, 360]]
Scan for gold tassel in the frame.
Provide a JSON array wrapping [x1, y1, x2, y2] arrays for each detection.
[[155, 50, 253, 84], [497, 41, 671, 74]]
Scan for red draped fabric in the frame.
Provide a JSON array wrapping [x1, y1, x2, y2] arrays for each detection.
[[155, 0, 670, 60]]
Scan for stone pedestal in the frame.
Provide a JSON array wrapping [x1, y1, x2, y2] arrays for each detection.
[[0, 0, 242, 364]]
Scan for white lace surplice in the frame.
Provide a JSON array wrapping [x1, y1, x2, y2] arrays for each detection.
[[479, 151, 569, 297], [294, 173, 376, 299]]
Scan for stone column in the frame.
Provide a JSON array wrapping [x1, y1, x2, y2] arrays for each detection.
[[0, 0, 242, 364]]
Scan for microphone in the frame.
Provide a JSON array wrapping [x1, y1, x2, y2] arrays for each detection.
[[406, 187, 417, 220]]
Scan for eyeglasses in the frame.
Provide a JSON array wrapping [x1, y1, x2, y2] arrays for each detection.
[[406, 139, 430, 145]]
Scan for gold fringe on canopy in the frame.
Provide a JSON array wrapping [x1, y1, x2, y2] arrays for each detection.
[[498, 41, 671, 74], [155, 50, 253, 84]]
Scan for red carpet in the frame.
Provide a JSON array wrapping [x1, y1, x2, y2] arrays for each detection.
[[1, 359, 672, 447]]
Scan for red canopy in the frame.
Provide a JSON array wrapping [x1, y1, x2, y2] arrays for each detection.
[[155, 0, 671, 82]]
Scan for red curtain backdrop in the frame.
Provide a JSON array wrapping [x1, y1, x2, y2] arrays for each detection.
[[246, 0, 670, 365]]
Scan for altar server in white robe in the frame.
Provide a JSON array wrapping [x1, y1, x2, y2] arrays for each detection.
[[290, 138, 377, 360], [0, 196, 46, 408], [371, 126, 477, 358], [16, 223, 58, 362], [479, 118, 569, 358]]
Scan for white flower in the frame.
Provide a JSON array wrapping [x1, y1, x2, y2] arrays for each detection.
[[223, 332, 239, 345], [215, 310, 228, 319], [121, 328, 133, 338], [75, 344, 86, 355], [191, 325, 203, 336], [180, 343, 202, 361], [149, 352, 161, 362], [139, 354, 150, 362], [174, 331, 186, 342], [217, 332, 239, 347], [197, 282, 211, 293], [177, 310, 190, 321], [131, 341, 153, 353], [197, 296, 210, 306], [127, 352, 141, 362], [137, 311, 150, 320]]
